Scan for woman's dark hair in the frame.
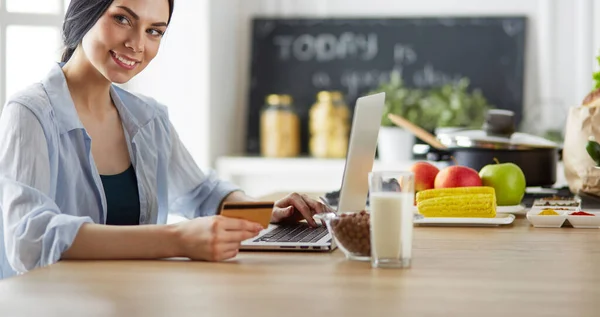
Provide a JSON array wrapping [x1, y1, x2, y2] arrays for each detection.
[[61, 0, 174, 62]]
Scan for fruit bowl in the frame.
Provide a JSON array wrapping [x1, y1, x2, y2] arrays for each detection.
[[323, 211, 371, 261]]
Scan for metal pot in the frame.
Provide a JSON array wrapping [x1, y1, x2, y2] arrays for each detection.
[[425, 109, 561, 187]]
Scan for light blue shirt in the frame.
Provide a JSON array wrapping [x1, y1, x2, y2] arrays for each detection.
[[0, 63, 240, 279]]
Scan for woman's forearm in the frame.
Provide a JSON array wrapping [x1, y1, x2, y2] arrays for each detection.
[[62, 223, 182, 260], [223, 190, 257, 203]]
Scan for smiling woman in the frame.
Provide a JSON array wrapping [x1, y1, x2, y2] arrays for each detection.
[[0, 0, 326, 280], [61, 0, 174, 83]]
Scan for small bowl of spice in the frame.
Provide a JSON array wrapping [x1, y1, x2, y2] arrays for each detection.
[[526, 208, 568, 228], [566, 211, 600, 229]]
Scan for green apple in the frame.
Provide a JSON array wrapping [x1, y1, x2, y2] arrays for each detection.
[[479, 160, 526, 206]]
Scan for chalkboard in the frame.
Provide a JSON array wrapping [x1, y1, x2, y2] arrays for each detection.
[[246, 17, 527, 155]]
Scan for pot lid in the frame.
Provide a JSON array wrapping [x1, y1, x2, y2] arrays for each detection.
[[437, 130, 558, 149], [436, 109, 558, 150]]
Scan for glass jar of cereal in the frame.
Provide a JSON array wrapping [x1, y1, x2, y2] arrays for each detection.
[[309, 91, 350, 158], [260, 94, 300, 157]]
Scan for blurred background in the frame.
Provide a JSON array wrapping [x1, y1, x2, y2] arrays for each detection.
[[0, 0, 598, 197]]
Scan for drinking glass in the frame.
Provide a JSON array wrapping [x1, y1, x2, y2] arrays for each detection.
[[368, 171, 414, 269]]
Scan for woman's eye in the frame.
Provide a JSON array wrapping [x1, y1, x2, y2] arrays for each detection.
[[114, 15, 130, 25], [148, 29, 164, 37]]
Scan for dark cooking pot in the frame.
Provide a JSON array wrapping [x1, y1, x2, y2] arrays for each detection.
[[426, 109, 561, 187]]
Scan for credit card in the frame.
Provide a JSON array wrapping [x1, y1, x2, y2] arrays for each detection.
[[220, 201, 274, 228]]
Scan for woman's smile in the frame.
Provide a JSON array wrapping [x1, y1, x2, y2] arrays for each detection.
[[110, 50, 140, 70]]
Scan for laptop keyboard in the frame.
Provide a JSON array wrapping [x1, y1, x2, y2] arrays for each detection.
[[253, 224, 329, 243]]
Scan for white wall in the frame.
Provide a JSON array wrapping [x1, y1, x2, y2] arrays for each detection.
[[129, 0, 600, 168], [207, 0, 250, 165]]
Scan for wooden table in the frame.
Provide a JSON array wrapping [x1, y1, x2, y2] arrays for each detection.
[[0, 194, 599, 317]]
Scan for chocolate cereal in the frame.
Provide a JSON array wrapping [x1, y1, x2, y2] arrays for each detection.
[[329, 210, 370, 256]]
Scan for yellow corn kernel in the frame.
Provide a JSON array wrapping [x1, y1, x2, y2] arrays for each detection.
[[417, 193, 496, 218], [416, 186, 495, 204]]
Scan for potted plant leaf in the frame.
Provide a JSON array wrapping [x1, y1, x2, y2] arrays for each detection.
[[370, 73, 493, 162], [370, 71, 422, 162]]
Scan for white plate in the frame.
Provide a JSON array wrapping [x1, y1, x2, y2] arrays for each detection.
[[496, 205, 526, 215], [413, 214, 515, 226]]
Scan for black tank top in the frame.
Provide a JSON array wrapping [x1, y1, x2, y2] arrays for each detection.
[[100, 165, 141, 226]]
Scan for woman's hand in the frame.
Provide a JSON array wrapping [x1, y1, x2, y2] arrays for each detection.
[[175, 216, 263, 261], [270, 193, 327, 227]]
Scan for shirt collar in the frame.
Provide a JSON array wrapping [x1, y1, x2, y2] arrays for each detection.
[[42, 63, 84, 134], [109, 86, 140, 140]]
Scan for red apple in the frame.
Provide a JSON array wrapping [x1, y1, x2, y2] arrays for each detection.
[[410, 161, 440, 192], [434, 165, 483, 188]]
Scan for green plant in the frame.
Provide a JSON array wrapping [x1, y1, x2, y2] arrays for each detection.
[[370, 72, 494, 131], [593, 55, 600, 90], [372, 70, 423, 127], [543, 129, 564, 144]]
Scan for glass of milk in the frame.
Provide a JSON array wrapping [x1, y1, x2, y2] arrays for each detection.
[[369, 171, 414, 269]]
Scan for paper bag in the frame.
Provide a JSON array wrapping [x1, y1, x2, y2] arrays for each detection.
[[563, 104, 600, 195]]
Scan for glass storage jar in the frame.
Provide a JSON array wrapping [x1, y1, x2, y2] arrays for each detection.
[[260, 94, 300, 157], [309, 91, 350, 158]]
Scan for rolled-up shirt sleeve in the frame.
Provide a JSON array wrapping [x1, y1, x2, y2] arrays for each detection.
[[166, 121, 241, 219], [0, 103, 93, 273]]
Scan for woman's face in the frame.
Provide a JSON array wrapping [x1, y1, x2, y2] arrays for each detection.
[[81, 0, 169, 84]]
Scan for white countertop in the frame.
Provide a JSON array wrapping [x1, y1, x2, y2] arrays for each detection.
[[215, 156, 568, 197]]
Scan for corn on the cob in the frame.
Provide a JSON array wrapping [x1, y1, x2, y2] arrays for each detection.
[[417, 193, 496, 218], [416, 186, 495, 204]]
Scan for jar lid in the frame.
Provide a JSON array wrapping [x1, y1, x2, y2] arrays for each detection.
[[330, 91, 343, 101], [317, 91, 332, 102], [266, 94, 280, 105], [279, 94, 293, 105]]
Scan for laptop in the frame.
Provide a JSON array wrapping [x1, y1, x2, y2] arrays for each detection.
[[240, 92, 386, 251]]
